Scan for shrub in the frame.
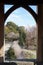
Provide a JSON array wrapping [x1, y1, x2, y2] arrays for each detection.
[[7, 47, 16, 60]]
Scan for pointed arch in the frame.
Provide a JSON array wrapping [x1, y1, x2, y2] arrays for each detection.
[[4, 4, 37, 23]]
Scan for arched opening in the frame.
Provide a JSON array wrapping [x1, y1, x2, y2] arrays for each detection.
[[0, 2, 43, 65], [4, 5, 38, 64]]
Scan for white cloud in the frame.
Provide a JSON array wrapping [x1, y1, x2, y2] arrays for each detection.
[[5, 13, 23, 25]]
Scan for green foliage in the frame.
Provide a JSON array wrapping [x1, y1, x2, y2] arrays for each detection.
[[18, 26, 26, 47], [6, 21, 17, 28], [4, 26, 11, 34], [5, 21, 26, 47], [7, 47, 16, 60], [6, 21, 18, 33]]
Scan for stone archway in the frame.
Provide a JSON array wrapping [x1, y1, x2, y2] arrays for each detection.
[[0, 1, 43, 64], [0, 3, 38, 62], [6, 5, 37, 60], [0, 1, 43, 62], [4, 4, 43, 64]]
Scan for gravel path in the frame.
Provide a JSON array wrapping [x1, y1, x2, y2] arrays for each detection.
[[5, 41, 36, 59]]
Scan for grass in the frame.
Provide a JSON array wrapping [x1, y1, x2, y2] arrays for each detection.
[[22, 49, 36, 59]]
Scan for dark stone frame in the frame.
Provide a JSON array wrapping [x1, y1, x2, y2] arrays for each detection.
[[0, 1, 43, 65], [4, 3, 37, 65]]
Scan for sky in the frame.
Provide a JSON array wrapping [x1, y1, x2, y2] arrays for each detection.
[[4, 5, 37, 27]]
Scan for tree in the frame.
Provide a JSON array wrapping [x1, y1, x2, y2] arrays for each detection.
[[6, 21, 18, 33], [25, 26, 37, 49], [18, 26, 26, 47]]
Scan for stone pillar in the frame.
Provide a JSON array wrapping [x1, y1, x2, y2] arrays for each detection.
[[0, 3, 4, 62], [37, 4, 43, 62]]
